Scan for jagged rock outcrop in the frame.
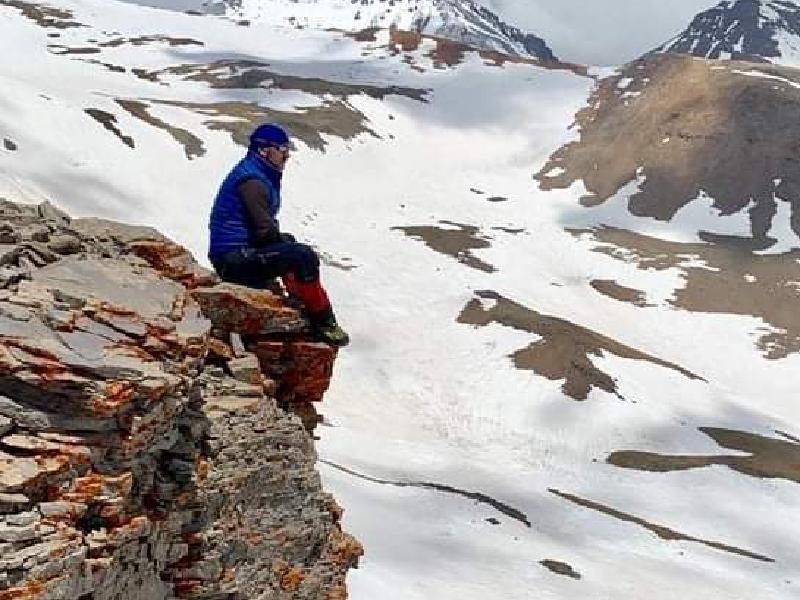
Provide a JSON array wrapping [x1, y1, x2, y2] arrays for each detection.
[[0, 198, 361, 599]]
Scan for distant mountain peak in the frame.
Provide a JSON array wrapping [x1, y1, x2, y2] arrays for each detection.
[[197, 0, 557, 61], [654, 0, 800, 66]]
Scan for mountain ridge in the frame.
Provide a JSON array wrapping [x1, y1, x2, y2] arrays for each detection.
[[121, 0, 558, 61], [653, 0, 800, 66]]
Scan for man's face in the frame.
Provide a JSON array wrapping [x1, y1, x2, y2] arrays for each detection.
[[261, 145, 291, 170]]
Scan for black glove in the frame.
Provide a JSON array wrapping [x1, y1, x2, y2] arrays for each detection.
[[279, 232, 297, 243]]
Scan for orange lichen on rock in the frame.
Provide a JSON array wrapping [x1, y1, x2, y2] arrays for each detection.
[[129, 240, 219, 289], [0, 200, 357, 600]]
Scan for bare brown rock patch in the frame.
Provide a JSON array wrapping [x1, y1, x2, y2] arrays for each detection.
[[491, 226, 524, 235], [344, 27, 381, 43], [83, 108, 134, 149], [48, 45, 100, 55], [457, 290, 703, 400], [608, 427, 800, 484], [549, 488, 774, 562], [116, 99, 205, 160], [80, 59, 126, 73], [157, 60, 428, 102], [572, 226, 800, 358], [0, 0, 84, 29], [392, 221, 496, 273], [98, 35, 203, 48], [384, 27, 586, 74], [590, 279, 651, 307], [149, 98, 377, 152], [536, 54, 800, 245], [539, 559, 581, 579]]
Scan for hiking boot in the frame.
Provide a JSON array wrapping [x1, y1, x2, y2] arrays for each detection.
[[315, 322, 350, 347], [309, 307, 350, 347]]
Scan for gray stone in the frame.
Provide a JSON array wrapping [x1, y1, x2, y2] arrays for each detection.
[[230, 332, 246, 358], [22, 242, 59, 265], [70, 217, 168, 245], [47, 234, 82, 255], [0, 493, 30, 513], [0, 302, 33, 321], [0, 414, 12, 435], [0, 395, 118, 432], [32, 257, 185, 318], [0, 522, 39, 542], [227, 354, 261, 385], [0, 224, 20, 244], [38, 501, 87, 518], [5, 510, 39, 527], [37, 201, 70, 225], [23, 224, 51, 243]]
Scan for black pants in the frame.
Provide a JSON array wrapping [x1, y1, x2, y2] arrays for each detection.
[[211, 243, 321, 288]]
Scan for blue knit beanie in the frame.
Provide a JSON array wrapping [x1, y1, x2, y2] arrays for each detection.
[[249, 123, 295, 151]]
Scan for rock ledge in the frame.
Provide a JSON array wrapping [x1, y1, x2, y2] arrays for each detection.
[[0, 199, 361, 600]]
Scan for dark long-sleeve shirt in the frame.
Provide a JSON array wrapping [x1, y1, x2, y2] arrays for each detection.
[[238, 179, 280, 246]]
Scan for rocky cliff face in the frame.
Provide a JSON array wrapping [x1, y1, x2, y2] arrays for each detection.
[[0, 199, 361, 599]]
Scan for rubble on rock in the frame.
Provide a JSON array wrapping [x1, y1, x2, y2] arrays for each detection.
[[0, 199, 361, 599]]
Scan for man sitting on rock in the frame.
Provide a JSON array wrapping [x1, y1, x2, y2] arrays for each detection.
[[208, 123, 350, 347]]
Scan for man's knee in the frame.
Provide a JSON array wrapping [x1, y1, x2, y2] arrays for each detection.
[[294, 243, 320, 280], [297, 243, 319, 265]]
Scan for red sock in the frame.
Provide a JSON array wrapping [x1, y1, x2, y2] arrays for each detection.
[[284, 273, 331, 314], [283, 272, 300, 297]]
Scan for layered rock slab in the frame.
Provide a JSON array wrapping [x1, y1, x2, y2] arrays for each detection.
[[0, 199, 360, 599]]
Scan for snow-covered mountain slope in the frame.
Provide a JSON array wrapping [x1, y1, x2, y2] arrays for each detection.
[[120, 0, 557, 61], [1, 1, 800, 599], [536, 53, 800, 257], [654, 0, 800, 67]]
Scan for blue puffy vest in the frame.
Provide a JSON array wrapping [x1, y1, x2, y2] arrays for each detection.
[[208, 152, 282, 261]]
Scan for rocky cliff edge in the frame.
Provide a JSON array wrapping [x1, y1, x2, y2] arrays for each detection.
[[0, 198, 362, 599]]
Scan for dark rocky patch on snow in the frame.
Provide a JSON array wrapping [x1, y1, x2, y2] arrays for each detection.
[[98, 34, 204, 48], [80, 59, 126, 73], [149, 98, 378, 151], [131, 67, 159, 82], [608, 427, 800, 484], [537, 54, 800, 246], [392, 221, 496, 273], [158, 60, 429, 102], [590, 280, 651, 308], [320, 459, 532, 528], [540, 559, 581, 580], [572, 226, 800, 359], [116, 99, 205, 160], [457, 290, 703, 401], [344, 27, 381, 43], [3, 138, 17, 152], [491, 226, 524, 235], [47, 45, 101, 55], [370, 28, 584, 75], [549, 488, 774, 562], [0, 0, 85, 30], [84, 108, 135, 149]]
